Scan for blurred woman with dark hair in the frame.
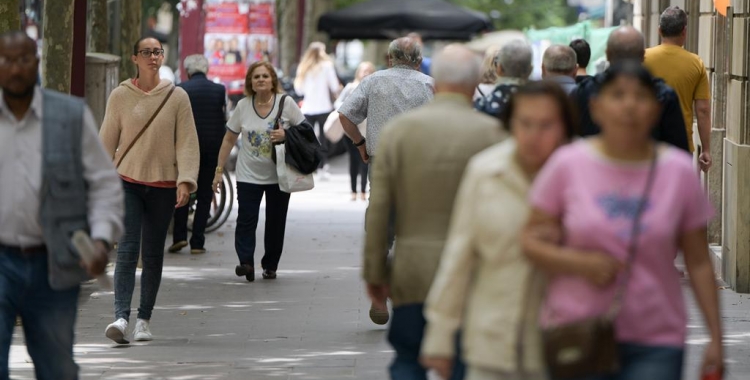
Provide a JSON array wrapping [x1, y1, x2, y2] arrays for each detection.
[[523, 62, 723, 380]]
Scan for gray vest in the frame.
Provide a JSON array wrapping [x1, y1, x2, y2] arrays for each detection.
[[40, 90, 90, 290]]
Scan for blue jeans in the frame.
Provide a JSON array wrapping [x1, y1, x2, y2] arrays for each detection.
[[235, 182, 291, 271], [114, 181, 176, 321], [555, 343, 684, 380], [387, 304, 466, 380], [0, 246, 80, 380]]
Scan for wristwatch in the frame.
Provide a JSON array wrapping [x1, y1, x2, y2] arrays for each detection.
[[354, 138, 366, 147]]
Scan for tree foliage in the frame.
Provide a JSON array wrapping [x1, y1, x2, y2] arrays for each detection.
[[334, 0, 577, 31]]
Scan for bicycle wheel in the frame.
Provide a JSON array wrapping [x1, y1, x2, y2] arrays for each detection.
[[188, 175, 227, 233], [205, 171, 234, 233]]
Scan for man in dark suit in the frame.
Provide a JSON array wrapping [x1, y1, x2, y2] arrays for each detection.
[[170, 55, 227, 254]]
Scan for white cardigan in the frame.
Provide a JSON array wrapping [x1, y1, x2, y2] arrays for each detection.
[[421, 139, 546, 374]]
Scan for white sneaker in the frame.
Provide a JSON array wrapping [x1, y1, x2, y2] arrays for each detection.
[[133, 319, 153, 341], [105, 318, 129, 344]]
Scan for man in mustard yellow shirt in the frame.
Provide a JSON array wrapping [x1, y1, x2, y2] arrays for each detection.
[[645, 6, 712, 171]]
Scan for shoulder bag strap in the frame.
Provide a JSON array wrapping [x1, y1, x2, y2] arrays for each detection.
[[270, 94, 289, 164], [272, 94, 289, 130], [605, 148, 659, 319], [476, 85, 485, 97], [115, 85, 176, 168]]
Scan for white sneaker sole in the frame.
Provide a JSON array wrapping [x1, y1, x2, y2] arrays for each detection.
[[134, 333, 152, 342], [105, 325, 129, 344]]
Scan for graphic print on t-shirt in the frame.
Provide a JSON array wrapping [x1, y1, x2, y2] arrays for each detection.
[[596, 191, 651, 243], [246, 120, 275, 158]]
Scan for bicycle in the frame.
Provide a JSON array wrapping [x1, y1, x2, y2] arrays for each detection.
[[187, 170, 234, 233]]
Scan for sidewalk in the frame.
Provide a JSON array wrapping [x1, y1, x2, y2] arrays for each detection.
[[7, 155, 750, 379]]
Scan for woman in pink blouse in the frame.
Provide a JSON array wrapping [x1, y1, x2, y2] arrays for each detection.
[[523, 62, 723, 380]]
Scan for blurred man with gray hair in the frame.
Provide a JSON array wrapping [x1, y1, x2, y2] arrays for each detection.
[[542, 44, 578, 94], [339, 35, 434, 326], [475, 39, 533, 118], [364, 44, 504, 379], [170, 54, 227, 255]]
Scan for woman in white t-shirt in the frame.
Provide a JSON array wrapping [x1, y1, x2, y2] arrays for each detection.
[[294, 42, 340, 177], [213, 61, 305, 282]]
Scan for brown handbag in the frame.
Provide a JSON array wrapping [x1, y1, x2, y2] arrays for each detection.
[[115, 85, 176, 168], [541, 152, 658, 380]]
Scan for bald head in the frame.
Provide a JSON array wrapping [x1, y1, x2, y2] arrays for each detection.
[[542, 45, 577, 78], [606, 26, 645, 63], [388, 37, 422, 68], [432, 44, 482, 97]]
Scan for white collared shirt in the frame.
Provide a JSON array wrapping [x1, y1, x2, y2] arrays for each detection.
[[0, 88, 124, 247]]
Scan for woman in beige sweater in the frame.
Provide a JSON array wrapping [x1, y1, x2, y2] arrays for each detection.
[[420, 81, 576, 380], [99, 37, 199, 344]]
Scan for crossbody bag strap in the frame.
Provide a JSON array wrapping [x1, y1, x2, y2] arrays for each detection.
[[115, 85, 176, 168], [604, 148, 659, 319]]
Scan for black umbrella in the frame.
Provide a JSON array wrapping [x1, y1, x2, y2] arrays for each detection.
[[318, 0, 493, 41]]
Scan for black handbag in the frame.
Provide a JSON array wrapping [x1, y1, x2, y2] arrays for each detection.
[[541, 151, 658, 379]]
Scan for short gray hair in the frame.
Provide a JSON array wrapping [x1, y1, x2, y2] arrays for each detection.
[[543, 45, 577, 75], [494, 39, 533, 79], [431, 44, 482, 87], [184, 54, 209, 75], [659, 6, 688, 37], [388, 37, 422, 66]]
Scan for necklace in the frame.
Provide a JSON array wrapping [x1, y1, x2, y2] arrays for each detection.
[[256, 94, 274, 105]]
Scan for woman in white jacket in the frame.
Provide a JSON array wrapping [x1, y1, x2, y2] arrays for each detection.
[[420, 81, 577, 380], [294, 42, 340, 178]]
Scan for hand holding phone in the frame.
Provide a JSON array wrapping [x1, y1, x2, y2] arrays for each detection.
[[71, 231, 112, 290]]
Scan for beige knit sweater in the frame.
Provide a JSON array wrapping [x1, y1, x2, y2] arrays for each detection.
[[100, 79, 199, 192]]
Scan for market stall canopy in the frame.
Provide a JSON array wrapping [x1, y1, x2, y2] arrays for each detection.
[[318, 0, 493, 41]]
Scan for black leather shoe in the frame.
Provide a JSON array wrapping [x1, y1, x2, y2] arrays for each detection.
[[235, 264, 254, 282], [262, 269, 277, 280]]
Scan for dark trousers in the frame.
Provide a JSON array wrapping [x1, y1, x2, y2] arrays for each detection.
[[235, 182, 291, 271], [346, 138, 368, 193], [0, 247, 80, 380], [306, 112, 331, 169], [114, 181, 176, 321], [173, 164, 215, 249], [387, 304, 465, 380]]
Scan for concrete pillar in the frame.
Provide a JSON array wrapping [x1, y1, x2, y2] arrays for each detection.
[[721, 2, 750, 292]]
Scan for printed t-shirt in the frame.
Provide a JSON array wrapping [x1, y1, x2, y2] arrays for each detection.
[[645, 44, 710, 152], [227, 95, 305, 185], [529, 140, 713, 347]]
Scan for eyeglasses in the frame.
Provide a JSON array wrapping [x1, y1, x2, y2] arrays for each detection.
[[0, 55, 37, 68], [137, 49, 165, 58]]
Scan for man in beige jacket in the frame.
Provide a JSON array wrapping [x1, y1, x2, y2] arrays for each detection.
[[364, 44, 505, 379]]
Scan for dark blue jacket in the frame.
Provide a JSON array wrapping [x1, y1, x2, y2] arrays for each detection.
[[572, 73, 690, 152], [178, 73, 227, 165]]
